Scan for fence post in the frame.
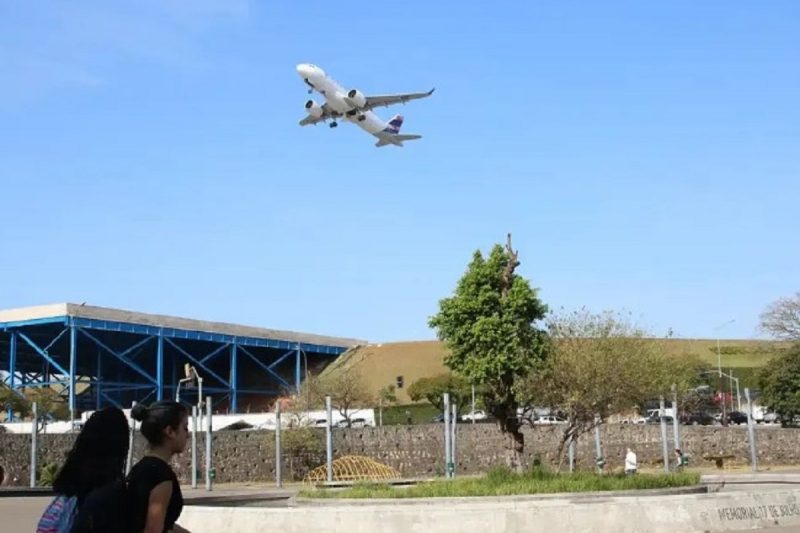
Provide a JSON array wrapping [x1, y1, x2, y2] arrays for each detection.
[[672, 384, 681, 453], [205, 396, 213, 491], [594, 419, 604, 472], [745, 388, 758, 472], [659, 396, 670, 473], [325, 395, 333, 483], [451, 403, 457, 478], [568, 436, 576, 473], [275, 401, 282, 488], [191, 405, 198, 489], [30, 402, 38, 488], [443, 393, 452, 479]]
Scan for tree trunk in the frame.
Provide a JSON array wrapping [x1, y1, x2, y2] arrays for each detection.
[[500, 415, 525, 472]]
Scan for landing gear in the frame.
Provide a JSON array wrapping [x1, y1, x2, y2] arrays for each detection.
[[329, 121, 338, 128], [357, 115, 366, 122]]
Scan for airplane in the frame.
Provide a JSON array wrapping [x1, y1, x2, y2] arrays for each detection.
[[296, 63, 434, 147]]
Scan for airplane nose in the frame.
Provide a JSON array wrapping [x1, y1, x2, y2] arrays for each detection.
[[296, 64, 314, 78]]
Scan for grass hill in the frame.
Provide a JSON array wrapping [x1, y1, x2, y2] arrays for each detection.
[[319, 338, 789, 405]]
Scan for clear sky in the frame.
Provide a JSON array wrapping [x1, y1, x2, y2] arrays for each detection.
[[1, 2, 797, 342]]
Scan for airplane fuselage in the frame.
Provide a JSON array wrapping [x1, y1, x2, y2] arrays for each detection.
[[296, 64, 386, 135]]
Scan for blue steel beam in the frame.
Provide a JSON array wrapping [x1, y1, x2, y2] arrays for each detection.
[[6, 331, 17, 421], [2, 315, 351, 356], [238, 345, 290, 389], [268, 349, 297, 371], [43, 327, 70, 354], [156, 334, 164, 401], [163, 338, 229, 388], [78, 328, 157, 385], [296, 347, 301, 393], [16, 331, 69, 376], [230, 344, 238, 414], [200, 343, 231, 365], [96, 350, 102, 411], [69, 316, 348, 355], [69, 324, 77, 422], [119, 336, 156, 359]]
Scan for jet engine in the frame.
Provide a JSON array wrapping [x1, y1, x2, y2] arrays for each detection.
[[305, 99, 323, 118], [347, 89, 367, 108]]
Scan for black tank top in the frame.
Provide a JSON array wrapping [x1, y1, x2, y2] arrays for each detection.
[[127, 456, 183, 533]]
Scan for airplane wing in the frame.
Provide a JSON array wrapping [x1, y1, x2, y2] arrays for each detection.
[[362, 89, 435, 111], [298, 103, 338, 126]]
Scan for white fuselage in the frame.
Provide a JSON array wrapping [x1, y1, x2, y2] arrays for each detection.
[[296, 64, 386, 135]]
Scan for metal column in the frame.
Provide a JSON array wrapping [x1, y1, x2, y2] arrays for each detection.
[[96, 350, 103, 411], [230, 344, 238, 414], [156, 334, 164, 401], [69, 324, 77, 428], [7, 331, 17, 421], [295, 345, 302, 393]]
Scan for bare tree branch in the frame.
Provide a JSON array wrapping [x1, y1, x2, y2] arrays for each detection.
[[760, 292, 800, 341]]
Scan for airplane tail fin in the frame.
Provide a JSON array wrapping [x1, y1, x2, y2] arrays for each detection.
[[384, 114, 404, 134]]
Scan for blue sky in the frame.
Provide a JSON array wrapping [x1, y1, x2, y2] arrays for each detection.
[[1, 1, 797, 342]]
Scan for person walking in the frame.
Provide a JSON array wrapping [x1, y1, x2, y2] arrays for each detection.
[[36, 407, 130, 533], [127, 401, 191, 533]]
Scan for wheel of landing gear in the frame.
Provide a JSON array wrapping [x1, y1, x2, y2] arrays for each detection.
[[329, 121, 338, 128]]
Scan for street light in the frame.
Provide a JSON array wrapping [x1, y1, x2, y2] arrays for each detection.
[[713, 319, 735, 424], [177, 364, 203, 411]]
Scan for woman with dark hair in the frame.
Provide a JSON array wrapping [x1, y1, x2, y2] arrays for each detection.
[[36, 407, 130, 532], [127, 401, 191, 533]]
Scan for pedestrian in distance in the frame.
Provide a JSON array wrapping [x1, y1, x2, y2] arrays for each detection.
[[36, 407, 130, 533], [624, 447, 638, 475]]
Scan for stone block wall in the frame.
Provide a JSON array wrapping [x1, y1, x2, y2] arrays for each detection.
[[2, 424, 799, 485]]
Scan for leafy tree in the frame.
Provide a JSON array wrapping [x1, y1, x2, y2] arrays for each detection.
[[407, 374, 472, 412], [0, 382, 31, 418], [759, 343, 800, 427], [429, 235, 548, 466], [760, 292, 800, 341], [378, 385, 398, 406], [26, 388, 70, 421], [522, 309, 699, 470]]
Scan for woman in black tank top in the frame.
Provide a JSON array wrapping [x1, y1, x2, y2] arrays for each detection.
[[129, 401, 190, 533]]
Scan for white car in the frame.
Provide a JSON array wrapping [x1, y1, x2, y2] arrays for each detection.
[[533, 415, 566, 425], [460, 410, 488, 422]]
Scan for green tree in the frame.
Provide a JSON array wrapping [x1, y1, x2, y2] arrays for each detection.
[[0, 382, 31, 419], [429, 235, 548, 465], [407, 374, 472, 412], [523, 309, 699, 470], [759, 343, 800, 427], [26, 388, 70, 421]]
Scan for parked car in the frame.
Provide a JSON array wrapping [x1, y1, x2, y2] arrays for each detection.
[[680, 412, 716, 426], [726, 411, 749, 425], [646, 413, 674, 424], [460, 410, 488, 422], [620, 415, 647, 425], [431, 412, 456, 423], [336, 418, 371, 428], [532, 415, 566, 425], [761, 411, 779, 424]]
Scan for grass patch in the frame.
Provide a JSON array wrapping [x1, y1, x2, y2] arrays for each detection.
[[300, 466, 701, 499], [381, 404, 440, 425]]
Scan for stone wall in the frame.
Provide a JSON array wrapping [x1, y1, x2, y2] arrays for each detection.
[[2, 424, 799, 485]]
